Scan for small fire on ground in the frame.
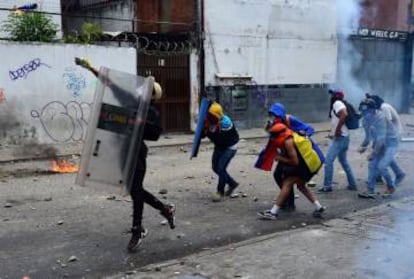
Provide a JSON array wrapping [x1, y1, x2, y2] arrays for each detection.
[[50, 159, 79, 173]]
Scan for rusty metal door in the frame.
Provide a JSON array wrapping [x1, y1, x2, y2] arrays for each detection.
[[137, 54, 190, 132]]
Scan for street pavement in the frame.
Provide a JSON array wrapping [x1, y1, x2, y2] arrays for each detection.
[[106, 114, 414, 279], [1, 115, 414, 279], [107, 197, 414, 279]]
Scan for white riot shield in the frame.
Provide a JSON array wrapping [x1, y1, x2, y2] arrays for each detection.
[[76, 67, 153, 191]]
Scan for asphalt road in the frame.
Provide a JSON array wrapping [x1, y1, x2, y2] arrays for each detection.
[[1, 130, 414, 279]]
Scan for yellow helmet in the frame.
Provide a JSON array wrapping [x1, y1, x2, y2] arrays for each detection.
[[208, 102, 224, 119], [152, 82, 162, 100]]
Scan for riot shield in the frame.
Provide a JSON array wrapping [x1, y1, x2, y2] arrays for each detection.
[[76, 67, 153, 191]]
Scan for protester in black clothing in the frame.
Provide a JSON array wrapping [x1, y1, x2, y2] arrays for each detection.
[[75, 58, 175, 252]]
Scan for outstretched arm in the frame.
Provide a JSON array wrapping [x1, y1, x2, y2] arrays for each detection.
[[75, 57, 99, 77], [74, 57, 138, 107]]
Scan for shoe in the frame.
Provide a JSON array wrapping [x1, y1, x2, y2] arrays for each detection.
[[317, 187, 332, 193], [382, 188, 395, 198], [312, 207, 325, 218], [257, 210, 278, 220], [395, 174, 406, 187], [212, 192, 224, 202], [160, 204, 176, 229], [127, 227, 148, 252], [225, 183, 239, 196], [346, 186, 358, 191], [358, 191, 376, 199]]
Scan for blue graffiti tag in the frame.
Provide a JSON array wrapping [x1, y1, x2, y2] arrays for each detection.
[[9, 58, 51, 81], [62, 67, 87, 97]]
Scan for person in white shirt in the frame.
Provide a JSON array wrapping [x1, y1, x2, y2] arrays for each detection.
[[364, 93, 406, 186], [319, 89, 357, 192]]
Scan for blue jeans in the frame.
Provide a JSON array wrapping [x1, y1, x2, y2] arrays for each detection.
[[323, 136, 357, 189], [367, 141, 399, 192], [212, 148, 238, 194], [390, 160, 405, 178]]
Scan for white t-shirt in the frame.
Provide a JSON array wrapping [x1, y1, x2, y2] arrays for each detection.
[[381, 103, 403, 135], [331, 100, 349, 137]]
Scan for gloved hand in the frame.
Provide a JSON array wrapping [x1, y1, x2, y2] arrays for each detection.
[[74, 57, 92, 70]]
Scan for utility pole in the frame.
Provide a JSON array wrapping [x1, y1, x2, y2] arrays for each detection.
[[196, 0, 205, 97]]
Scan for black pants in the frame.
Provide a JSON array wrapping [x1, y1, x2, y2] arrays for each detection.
[[130, 158, 165, 228], [273, 162, 295, 208]]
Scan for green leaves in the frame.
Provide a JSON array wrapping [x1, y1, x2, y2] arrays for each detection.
[[64, 22, 103, 44], [2, 12, 59, 42]]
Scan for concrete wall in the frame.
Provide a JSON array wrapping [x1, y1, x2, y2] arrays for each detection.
[[204, 0, 337, 86], [0, 0, 63, 39], [0, 42, 136, 148], [206, 85, 328, 129]]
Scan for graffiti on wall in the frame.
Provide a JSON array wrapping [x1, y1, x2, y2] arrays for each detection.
[[62, 67, 87, 97], [31, 100, 92, 142], [9, 58, 51, 81], [0, 88, 6, 104]]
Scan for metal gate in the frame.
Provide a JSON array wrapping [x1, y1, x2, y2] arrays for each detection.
[[137, 54, 190, 132]]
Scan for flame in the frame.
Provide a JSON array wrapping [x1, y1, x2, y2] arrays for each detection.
[[50, 159, 79, 173]]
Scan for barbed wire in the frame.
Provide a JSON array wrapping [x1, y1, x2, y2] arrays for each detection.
[[104, 33, 194, 55]]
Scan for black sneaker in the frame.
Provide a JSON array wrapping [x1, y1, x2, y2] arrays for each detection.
[[312, 207, 325, 218], [225, 182, 239, 197], [257, 210, 278, 220], [127, 227, 148, 252], [160, 204, 176, 229], [317, 187, 332, 193]]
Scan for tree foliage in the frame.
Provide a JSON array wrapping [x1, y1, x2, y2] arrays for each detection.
[[1, 12, 59, 42], [64, 22, 103, 44]]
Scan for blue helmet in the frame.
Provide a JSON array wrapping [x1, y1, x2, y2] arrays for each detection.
[[268, 103, 286, 121]]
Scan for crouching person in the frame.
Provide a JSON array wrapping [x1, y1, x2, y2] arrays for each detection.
[[255, 123, 325, 219]]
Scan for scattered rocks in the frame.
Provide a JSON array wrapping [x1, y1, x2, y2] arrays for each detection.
[[57, 220, 64, 225], [184, 176, 195, 179], [253, 197, 258, 202], [159, 189, 168, 195], [161, 220, 168, 226], [106, 195, 116, 200], [43, 197, 52, 202], [68, 256, 78, 262], [4, 203, 12, 208]]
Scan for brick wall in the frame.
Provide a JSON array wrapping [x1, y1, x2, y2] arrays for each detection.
[[360, 0, 413, 31]]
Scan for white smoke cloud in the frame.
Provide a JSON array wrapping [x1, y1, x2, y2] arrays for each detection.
[[337, 0, 361, 36], [334, 0, 369, 105]]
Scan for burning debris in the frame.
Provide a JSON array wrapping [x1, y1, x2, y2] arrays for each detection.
[[50, 158, 79, 173]]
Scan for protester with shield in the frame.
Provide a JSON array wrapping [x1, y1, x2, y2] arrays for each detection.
[[75, 58, 175, 252], [201, 101, 240, 202]]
